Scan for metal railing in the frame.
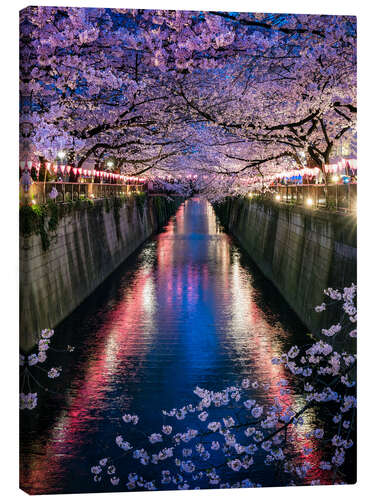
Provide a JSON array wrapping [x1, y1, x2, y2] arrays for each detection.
[[268, 183, 357, 212], [20, 181, 147, 205]]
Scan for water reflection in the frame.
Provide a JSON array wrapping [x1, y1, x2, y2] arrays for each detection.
[[21, 197, 325, 494]]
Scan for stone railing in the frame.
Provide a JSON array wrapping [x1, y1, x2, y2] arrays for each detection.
[[266, 183, 356, 213], [20, 181, 147, 205]]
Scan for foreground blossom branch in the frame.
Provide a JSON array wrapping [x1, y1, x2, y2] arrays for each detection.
[[19, 328, 74, 410], [90, 284, 356, 490]]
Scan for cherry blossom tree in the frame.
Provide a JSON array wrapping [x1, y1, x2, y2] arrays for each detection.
[[20, 8, 356, 194]]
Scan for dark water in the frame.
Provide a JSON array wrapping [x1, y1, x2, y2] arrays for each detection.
[[21, 197, 329, 494]]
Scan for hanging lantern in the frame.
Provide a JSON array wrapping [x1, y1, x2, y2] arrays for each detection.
[[349, 159, 357, 170], [27, 161, 33, 170], [66, 166, 71, 174], [60, 165, 66, 174], [77, 168, 82, 175], [53, 164, 58, 174], [73, 168, 77, 175]]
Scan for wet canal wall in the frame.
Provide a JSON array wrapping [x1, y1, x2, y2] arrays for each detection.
[[214, 197, 357, 336], [20, 195, 182, 351]]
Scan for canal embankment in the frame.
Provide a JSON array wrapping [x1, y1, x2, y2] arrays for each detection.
[[214, 196, 357, 337], [20, 194, 183, 351]]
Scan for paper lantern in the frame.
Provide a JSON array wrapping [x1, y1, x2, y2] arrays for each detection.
[[53, 164, 58, 173], [348, 158, 357, 170], [60, 165, 66, 174], [66, 166, 71, 174], [77, 168, 82, 175]]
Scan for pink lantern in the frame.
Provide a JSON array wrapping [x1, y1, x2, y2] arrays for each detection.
[[60, 165, 66, 174], [77, 168, 82, 175], [348, 158, 357, 170], [53, 164, 58, 173], [66, 166, 71, 174], [73, 168, 77, 175]]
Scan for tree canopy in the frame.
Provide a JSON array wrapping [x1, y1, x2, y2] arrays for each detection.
[[20, 7, 356, 198]]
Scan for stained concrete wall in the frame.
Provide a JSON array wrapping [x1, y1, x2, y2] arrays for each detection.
[[20, 196, 182, 351], [215, 197, 357, 335]]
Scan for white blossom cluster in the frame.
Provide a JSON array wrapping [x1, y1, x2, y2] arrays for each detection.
[[20, 328, 74, 410]]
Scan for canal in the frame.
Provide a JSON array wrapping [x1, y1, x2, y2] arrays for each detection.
[[21, 197, 327, 494]]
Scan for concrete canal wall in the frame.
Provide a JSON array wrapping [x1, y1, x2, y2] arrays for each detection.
[[214, 197, 357, 336], [20, 195, 182, 351]]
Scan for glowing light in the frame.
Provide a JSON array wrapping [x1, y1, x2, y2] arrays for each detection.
[[106, 161, 114, 168], [57, 151, 66, 160], [332, 175, 339, 183], [306, 197, 313, 207], [275, 194, 281, 201]]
